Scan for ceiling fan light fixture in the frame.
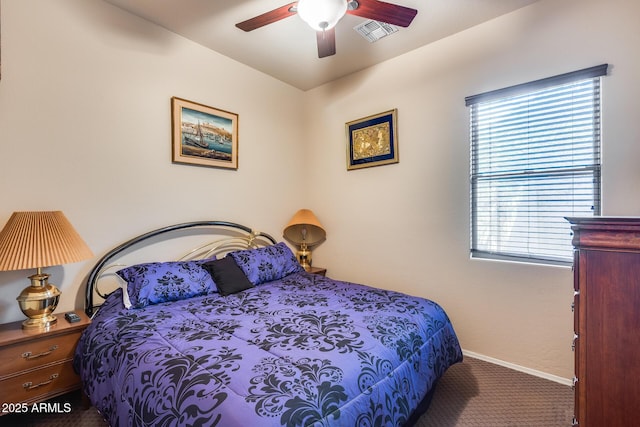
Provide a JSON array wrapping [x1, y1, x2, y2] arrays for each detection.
[[297, 0, 348, 31]]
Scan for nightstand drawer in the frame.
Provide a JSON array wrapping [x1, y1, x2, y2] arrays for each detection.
[[0, 361, 80, 405], [0, 331, 82, 377]]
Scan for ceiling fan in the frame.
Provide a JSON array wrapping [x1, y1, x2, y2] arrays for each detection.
[[236, 0, 418, 58]]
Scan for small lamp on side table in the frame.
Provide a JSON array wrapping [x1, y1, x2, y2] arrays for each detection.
[[283, 209, 326, 271], [0, 211, 93, 329]]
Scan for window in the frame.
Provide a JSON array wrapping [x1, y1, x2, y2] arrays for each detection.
[[466, 64, 608, 265]]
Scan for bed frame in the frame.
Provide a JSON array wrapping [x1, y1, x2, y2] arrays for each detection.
[[84, 220, 277, 317], [79, 221, 457, 426]]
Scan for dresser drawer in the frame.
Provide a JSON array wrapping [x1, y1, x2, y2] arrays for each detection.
[[0, 361, 80, 405], [0, 331, 82, 378]]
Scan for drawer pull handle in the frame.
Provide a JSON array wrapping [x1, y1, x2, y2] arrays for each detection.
[[22, 345, 58, 360], [23, 373, 59, 390]]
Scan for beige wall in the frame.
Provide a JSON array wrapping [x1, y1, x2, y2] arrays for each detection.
[[304, 0, 640, 381], [0, 0, 306, 320], [1, 0, 638, 381]]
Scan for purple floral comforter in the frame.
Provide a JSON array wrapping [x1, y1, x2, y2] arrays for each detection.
[[74, 271, 462, 426]]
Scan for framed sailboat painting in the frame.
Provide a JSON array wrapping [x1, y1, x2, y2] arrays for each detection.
[[171, 97, 239, 169]]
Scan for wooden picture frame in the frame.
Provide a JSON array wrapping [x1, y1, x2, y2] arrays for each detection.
[[171, 97, 238, 169], [346, 109, 398, 170]]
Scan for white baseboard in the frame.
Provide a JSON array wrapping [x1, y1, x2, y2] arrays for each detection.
[[462, 349, 573, 387]]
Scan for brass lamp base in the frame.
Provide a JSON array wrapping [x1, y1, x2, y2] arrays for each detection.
[[296, 246, 312, 272], [16, 272, 61, 330], [21, 314, 58, 329]]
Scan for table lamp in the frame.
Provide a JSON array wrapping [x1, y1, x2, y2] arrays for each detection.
[[0, 211, 93, 329], [283, 209, 326, 271]]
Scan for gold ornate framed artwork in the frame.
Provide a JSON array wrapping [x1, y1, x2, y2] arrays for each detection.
[[346, 109, 398, 170], [171, 97, 239, 169]]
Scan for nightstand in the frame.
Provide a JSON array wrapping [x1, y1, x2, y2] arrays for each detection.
[[0, 310, 90, 412], [308, 266, 326, 276]]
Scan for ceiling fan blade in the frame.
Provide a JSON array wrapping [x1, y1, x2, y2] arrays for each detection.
[[347, 0, 418, 27], [316, 29, 337, 58], [236, 2, 298, 32]]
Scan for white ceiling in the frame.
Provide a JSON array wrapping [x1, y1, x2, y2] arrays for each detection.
[[103, 0, 539, 91]]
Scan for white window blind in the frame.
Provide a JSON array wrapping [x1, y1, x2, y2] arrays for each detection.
[[466, 64, 607, 265]]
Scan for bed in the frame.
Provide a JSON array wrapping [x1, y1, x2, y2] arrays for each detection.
[[74, 221, 462, 426]]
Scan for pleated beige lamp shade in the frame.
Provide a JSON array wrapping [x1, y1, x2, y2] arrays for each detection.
[[0, 211, 93, 270], [283, 209, 326, 270], [0, 211, 93, 329]]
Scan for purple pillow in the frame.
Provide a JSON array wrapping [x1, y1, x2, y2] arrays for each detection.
[[229, 242, 303, 285], [117, 258, 216, 309]]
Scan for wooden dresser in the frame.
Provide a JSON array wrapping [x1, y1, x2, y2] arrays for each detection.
[[567, 217, 640, 426], [0, 310, 90, 413]]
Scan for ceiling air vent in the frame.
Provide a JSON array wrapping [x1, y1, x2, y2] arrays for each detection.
[[353, 20, 399, 43]]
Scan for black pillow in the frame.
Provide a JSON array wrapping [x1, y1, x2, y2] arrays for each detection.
[[202, 257, 254, 296]]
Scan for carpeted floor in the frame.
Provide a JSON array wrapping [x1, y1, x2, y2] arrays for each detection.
[[1, 357, 573, 426], [419, 357, 574, 426]]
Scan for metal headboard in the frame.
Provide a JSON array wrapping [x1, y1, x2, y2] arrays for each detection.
[[84, 221, 277, 317]]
